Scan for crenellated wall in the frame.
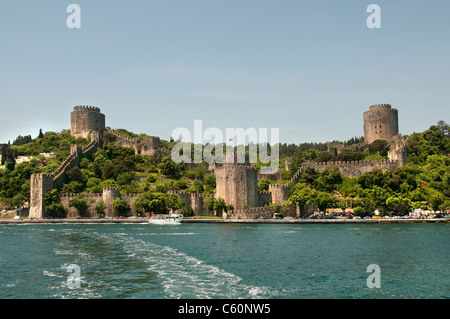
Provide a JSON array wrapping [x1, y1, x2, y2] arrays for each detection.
[[107, 129, 163, 157], [290, 158, 401, 183], [167, 190, 214, 216], [258, 191, 272, 206], [30, 136, 101, 219], [299, 159, 399, 178], [60, 192, 103, 218], [60, 188, 138, 218], [224, 203, 299, 219]]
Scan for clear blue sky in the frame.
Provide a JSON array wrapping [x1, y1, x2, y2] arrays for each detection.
[[0, 0, 449, 145]]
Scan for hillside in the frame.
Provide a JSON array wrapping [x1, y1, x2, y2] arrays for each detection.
[[0, 123, 449, 216]]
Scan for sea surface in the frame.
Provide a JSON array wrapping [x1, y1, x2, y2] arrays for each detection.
[[0, 222, 448, 299]]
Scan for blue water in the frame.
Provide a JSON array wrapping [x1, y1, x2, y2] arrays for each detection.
[[0, 222, 448, 299]]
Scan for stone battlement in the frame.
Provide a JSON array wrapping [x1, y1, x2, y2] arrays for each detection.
[[368, 104, 396, 111], [73, 105, 101, 113], [61, 193, 103, 198], [302, 159, 397, 167], [103, 187, 120, 191], [214, 163, 257, 171], [269, 183, 290, 189], [296, 158, 400, 179], [108, 129, 159, 143], [107, 129, 161, 157], [167, 190, 213, 198]]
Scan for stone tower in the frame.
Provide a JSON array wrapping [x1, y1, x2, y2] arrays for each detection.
[[363, 104, 399, 144], [70, 105, 105, 139], [214, 152, 259, 211], [269, 184, 290, 205], [102, 187, 121, 217]]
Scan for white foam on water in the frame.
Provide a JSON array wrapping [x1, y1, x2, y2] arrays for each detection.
[[135, 232, 198, 236], [46, 228, 298, 299], [43, 270, 64, 278], [111, 234, 285, 299]]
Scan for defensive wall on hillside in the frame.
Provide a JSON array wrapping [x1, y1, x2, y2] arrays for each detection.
[[293, 159, 400, 180], [29, 136, 101, 219], [57, 188, 217, 218], [107, 129, 167, 157]]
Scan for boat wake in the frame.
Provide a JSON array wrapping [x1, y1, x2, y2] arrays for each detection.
[[105, 232, 289, 299]]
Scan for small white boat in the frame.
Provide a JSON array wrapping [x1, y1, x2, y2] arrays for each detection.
[[149, 213, 183, 225]]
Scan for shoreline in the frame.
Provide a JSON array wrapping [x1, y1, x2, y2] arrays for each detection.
[[0, 218, 448, 225]]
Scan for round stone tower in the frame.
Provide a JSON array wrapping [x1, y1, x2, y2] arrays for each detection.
[[363, 104, 399, 144], [70, 105, 105, 139]]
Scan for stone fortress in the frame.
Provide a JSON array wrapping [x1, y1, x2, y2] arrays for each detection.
[[29, 103, 407, 219]]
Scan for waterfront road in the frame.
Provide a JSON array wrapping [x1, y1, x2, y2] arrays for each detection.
[[0, 218, 448, 225]]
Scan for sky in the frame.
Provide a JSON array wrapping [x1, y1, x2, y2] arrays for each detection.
[[0, 0, 449, 145]]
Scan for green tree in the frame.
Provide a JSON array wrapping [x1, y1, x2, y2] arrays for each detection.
[[157, 156, 184, 178], [112, 198, 129, 216], [95, 200, 106, 217], [45, 203, 67, 218], [258, 178, 273, 191], [368, 140, 390, 156], [386, 196, 411, 215], [69, 196, 89, 216], [66, 167, 83, 182], [204, 174, 216, 193]]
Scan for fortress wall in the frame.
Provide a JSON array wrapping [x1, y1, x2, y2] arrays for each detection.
[[226, 206, 275, 219], [60, 193, 103, 218], [280, 204, 299, 218], [299, 159, 400, 178], [81, 134, 100, 157], [258, 191, 272, 206], [31, 138, 102, 219], [168, 190, 215, 216], [109, 129, 161, 157], [121, 193, 138, 216], [257, 170, 281, 183]]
